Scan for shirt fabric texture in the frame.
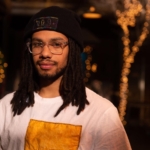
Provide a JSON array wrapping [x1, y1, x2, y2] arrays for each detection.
[[0, 88, 132, 150]]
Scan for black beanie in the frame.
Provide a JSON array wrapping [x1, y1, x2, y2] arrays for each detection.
[[24, 6, 84, 49]]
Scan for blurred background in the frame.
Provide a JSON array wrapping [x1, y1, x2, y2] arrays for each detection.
[[0, 0, 150, 149]]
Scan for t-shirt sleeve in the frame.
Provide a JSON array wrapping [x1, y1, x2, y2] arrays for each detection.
[[94, 106, 132, 150], [0, 99, 4, 150]]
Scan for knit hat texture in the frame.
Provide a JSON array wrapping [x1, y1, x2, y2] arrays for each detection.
[[24, 6, 84, 49]]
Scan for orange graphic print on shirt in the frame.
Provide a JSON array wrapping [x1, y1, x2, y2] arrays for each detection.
[[24, 119, 82, 150]]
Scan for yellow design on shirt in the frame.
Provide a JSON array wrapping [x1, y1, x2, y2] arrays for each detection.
[[25, 119, 82, 150]]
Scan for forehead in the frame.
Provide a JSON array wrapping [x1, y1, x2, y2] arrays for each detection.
[[32, 30, 68, 41]]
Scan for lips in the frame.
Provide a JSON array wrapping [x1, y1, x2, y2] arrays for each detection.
[[38, 61, 56, 70]]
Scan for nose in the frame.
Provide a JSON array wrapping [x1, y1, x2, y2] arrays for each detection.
[[40, 44, 53, 58]]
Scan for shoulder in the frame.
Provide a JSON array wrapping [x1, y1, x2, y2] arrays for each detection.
[[85, 87, 114, 108], [85, 87, 119, 118], [0, 92, 15, 107]]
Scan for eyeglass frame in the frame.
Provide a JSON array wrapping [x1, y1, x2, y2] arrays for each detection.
[[26, 39, 68, 55]]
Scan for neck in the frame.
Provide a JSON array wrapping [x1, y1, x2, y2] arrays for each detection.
[[38, 76, 62, 98]]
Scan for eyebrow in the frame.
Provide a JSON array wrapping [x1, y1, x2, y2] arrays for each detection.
[[32, 37, 66, 42], [32, 38, 42, 42]]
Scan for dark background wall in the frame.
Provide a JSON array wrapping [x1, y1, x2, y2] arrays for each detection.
[[1, 0, 150, 149]]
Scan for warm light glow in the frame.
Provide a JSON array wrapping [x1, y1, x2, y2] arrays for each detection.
[[85, 60, 90, 65], [89, 6, 95, 12], [0, 78, 3, 83], [116, 0, 150, 125], [83, 46, 97, 82], [0, 51, 8, 84], [86, 72, 91, 78], [0, 69, 4, 74], [83, 6, 101, 19], [91, 63, 98, 72], [83, 13, 101, 19], [86, 65, 91, 70], [4, 63, 8, 68]]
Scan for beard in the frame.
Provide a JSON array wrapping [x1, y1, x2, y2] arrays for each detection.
[[34, 59, 67, 83], [37, 66, 66, 81]]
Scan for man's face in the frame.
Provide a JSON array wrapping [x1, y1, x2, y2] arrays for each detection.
[[31, 30, 69, 81]]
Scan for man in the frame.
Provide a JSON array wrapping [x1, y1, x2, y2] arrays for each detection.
[[0, 6, 132, 150]]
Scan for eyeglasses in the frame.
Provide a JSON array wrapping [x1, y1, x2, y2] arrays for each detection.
[[26, 40, 68, 55]]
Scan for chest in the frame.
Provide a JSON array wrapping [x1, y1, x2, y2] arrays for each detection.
[[1, 103, 98, 150]]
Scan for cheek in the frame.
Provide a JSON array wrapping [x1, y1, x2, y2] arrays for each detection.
[[58, 50, 69, 67], [57, 56, 68, 68], [63, 52, 69, 66], [32, 56, 38, 67]]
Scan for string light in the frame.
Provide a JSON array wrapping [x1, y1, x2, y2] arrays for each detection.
[[116, 0, 150, 125], [0, 51, 8, 84], [83, 46, 98, 82]]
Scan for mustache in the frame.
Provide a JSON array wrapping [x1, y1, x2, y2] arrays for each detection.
[[36, 58, 57, 65]]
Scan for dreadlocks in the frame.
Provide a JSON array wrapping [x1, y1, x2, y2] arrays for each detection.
[[11, 37, 89, 116]]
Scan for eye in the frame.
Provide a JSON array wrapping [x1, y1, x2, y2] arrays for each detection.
[[51, 42, 62, 48], [32, 42, 43, 48]]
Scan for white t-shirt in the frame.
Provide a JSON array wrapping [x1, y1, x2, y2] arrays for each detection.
[[0, 88, 132, 150]]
